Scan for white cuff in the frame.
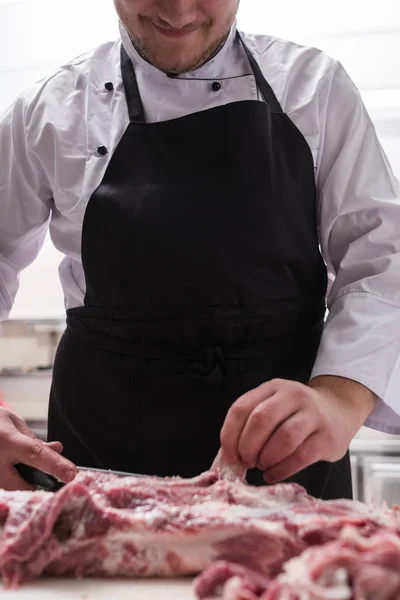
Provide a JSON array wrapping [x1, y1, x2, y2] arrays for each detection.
[[311, 291, 400, 434]]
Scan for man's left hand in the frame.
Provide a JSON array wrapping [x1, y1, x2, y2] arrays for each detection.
[[220, 375, 378, 483]]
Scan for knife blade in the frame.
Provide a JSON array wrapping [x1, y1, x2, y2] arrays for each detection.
[[77, 466, 149, 478], [14, 463, 148, 492]]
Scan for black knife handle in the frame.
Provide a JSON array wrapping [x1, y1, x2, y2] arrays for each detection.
[[14, 463, 64, 492]]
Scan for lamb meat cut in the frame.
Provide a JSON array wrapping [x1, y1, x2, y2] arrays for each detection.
[[194, 528, 400, 600], [0, 470, 308, 588], [0, 467, 400, 593]]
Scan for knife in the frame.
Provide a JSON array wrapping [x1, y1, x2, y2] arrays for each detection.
[[14, 463, 148, 492]]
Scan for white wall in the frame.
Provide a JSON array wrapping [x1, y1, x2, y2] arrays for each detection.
[[1, 0, 399, 319]]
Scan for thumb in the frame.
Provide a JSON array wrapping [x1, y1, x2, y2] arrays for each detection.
[[45, 441, 64, 453]]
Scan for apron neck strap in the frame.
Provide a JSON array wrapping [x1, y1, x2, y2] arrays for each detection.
[[120, 44, 146, 124], [120, 29, 283, 124], [236, 32, 283, 114]]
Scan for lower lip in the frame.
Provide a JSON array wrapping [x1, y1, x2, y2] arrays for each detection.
[[152, 23, 197, 38]]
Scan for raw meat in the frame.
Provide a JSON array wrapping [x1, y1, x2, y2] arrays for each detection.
[[211, 450, 247, 482], [0, 471, 308, 588], [0, 468, 399, 593], [194, 528, 400, 599], [194, 561, 272, 599]]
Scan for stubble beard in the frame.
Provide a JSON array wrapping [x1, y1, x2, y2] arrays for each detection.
[[126, 19, 235, 75]]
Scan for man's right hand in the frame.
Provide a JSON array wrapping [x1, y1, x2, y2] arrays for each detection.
[[0, 407, 77, 491]]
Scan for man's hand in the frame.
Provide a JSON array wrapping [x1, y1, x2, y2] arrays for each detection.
[[0, 407, 78, 490], [220, 376, 378, 483]]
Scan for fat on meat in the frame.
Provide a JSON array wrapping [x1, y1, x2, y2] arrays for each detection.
[[0, 465, 399, 593], [194, 527, 400, 600], [210, 450, 247, 482], [0, 471, 307, 588]]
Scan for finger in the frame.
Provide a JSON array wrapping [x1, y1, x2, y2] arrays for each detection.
[[16, 436, 77, 483], [237, 392, 298, 469], [256, 412, 314, 471], [0, 465, 35, 492], [263, 432, 323, 483], [220, 380, 284, 464]]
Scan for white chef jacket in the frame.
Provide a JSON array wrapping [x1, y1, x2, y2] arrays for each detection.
[[1, 22, 400, 433]]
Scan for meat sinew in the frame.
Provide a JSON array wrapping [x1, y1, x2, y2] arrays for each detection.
[[0, 468, 399, 593], [0, 471, 308, 588], [194, 528, 400, 600]]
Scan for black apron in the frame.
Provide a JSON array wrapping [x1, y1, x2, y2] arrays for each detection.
[[48, 34, 352, 500]]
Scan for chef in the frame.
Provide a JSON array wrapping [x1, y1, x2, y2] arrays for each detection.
[[0, 0, 400, 498]]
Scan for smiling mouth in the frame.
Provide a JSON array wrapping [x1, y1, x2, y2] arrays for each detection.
[[147, 19, 201, 38]]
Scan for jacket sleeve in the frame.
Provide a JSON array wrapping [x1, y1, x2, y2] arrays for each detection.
[[310, 60, 400, 433], [0, 95, 52, 319]]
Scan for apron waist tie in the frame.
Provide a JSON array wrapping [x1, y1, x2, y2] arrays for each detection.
[[64, 322, 322, 386], [186, 346, 228, 386]]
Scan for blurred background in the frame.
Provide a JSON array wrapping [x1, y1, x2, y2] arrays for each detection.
[[0, 0, 399, 502]]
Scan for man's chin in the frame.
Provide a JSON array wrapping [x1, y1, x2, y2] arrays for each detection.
[[142, 52, 206, 75], [130, 28, 228, 75]]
